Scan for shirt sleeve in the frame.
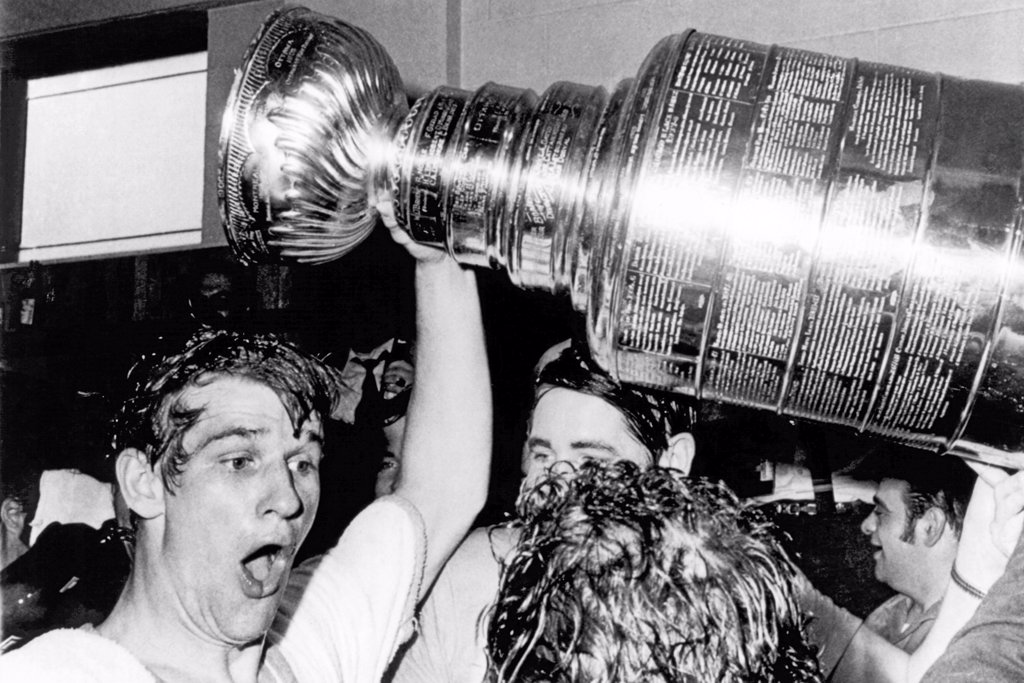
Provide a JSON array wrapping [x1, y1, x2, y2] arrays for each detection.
[[264, 495, 426, 683], [797, 579, 864, 678]]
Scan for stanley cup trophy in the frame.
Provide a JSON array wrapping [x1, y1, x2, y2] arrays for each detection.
[[219, 6, 1024, 468]]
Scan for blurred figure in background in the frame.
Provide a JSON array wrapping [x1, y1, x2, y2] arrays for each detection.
[[0, 372, 49, 572], [331, 336, 415, 497], [0, 465, 38, 573], [1, 374, 132, 652], [2, 470, 131, 653], [297, 336, 416, 562]]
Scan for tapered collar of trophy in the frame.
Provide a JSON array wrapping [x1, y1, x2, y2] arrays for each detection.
[[218, 6, 406, 265]]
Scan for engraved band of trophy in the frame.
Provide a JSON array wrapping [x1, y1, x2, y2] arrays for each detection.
[[219, 6, 1024, 467]]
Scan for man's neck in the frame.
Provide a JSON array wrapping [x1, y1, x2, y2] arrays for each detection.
[[0, 533, 27, 570], [97, 572, 264, 683], [905, 546, 956, 613]]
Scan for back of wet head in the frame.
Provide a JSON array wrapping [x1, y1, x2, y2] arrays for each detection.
[[534, 344, 694, 457], [488, 460, 821, 683], [111, 327, 337, 489]]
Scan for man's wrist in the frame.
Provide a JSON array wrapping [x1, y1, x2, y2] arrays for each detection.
[[950, 562, 988, 600]]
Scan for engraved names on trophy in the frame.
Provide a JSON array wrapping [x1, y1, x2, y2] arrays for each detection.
[[509, 83, 604, 290], [705, 47, 847, 409], [401, 88, 469, 245], [614, 34, 763, 393], [788, 66, 935, 430], [599, 30, 1020, 458], [917, 79, 1024, 457], [448, 84, 536, 265]]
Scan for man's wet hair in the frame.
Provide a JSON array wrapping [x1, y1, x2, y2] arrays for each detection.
[[487, 461, 821, 682], [534, 344, 696, 457], [111, 327, 337, 489]]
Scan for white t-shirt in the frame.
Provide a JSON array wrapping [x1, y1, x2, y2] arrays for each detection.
[[391, 525, 516, 683], [0, 496, 426, 683]]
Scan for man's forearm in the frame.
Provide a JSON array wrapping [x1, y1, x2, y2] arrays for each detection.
[[397, 258, 492, 586], [798, 582, 863, 678], [919, 529, 1024, 682]]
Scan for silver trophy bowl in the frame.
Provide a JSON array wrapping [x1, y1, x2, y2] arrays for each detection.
[[220, 6, 1024, 468]]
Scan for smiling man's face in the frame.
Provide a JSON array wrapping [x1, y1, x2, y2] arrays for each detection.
[[157, 375, 323, 645], [861, 477, 922, 594]]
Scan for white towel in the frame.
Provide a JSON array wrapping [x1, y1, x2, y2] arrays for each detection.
[[0, 627, 156, 682], [28, 470, 114, 546]]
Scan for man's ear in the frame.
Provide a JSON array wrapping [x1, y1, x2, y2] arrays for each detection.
[[658, 432, 696, 475], [0, 497, 27, 538], [117, 448, 165, 520], [916, 507, 948, 547]]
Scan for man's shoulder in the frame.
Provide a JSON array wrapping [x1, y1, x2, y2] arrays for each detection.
[[290, 495, 427, 588], [2, 627, 104, 658], [424, 524, 517, 602], [447, 525, 516, 572], [331, 495, 426, 557], [866, 593, 914, 622], [864, 593, 921, 643], [0, 628, 155, 682]]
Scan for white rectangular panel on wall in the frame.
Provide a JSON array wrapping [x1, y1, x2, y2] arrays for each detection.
[[20, 52, 207, 261]]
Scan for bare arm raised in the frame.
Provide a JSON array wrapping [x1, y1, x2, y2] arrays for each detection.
[[376, 198, 492, 589]]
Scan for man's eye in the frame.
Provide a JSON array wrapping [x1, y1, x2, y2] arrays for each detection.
[[531, 451, 552, 462], [288, 458, 316, 475], [226, 455, 254, 471]]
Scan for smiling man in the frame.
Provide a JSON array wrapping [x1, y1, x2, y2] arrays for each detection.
[[0, 205, 491, 681], [856, 455, 971, 646], [808, 449, 974, 682]]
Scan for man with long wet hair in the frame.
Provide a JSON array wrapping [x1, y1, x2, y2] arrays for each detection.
[[390, 342, 696, 682], [488, 460, 821, 683]]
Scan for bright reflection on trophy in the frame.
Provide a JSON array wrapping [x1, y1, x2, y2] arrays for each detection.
[[220, 6, 1024, 467]]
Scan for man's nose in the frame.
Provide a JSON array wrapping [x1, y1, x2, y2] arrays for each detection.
[[262, 460, 302, 519], [860, 512, 876, 536]]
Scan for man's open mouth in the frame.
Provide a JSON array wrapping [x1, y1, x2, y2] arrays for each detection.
[[240, 544, 291, 599]]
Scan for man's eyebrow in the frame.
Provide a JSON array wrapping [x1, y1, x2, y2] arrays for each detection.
[[526, 436, 552, 450], [300, 429, 324, 446], [193, 425, 266, 452], [568, 440, 619, 455]]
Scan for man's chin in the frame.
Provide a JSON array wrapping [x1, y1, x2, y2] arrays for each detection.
[[222, 596, 287, 646]]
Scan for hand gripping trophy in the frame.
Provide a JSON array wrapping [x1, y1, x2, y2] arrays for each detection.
[[220, 6, 1024, 467]]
